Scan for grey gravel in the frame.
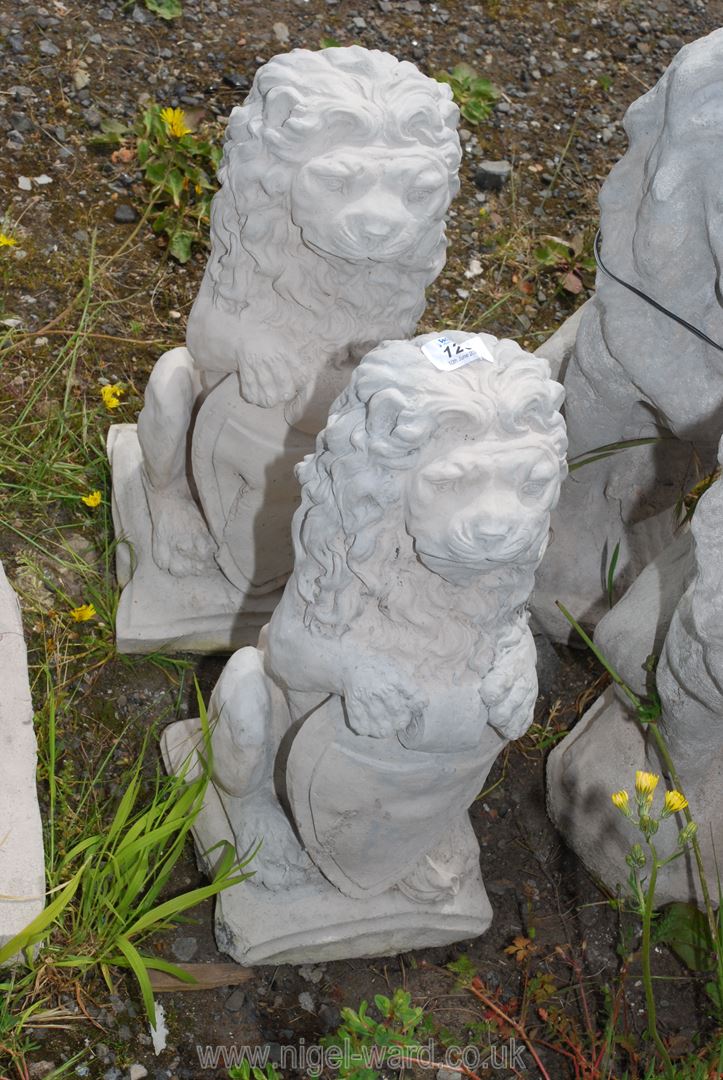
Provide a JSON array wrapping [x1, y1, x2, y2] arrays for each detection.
[[38, 39, 60, 56]]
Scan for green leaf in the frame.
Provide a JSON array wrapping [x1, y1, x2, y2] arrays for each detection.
[[653, 902, 715, 972], [168, 231, 194, 263], [112, 936, 157, 1026], [606, 540, 620, 609], [166, 169, 185, 207], [144, 161, 168, 186], [144, 0, 183, 19], [461, 99, 492, 124], [0, 866, 84, 965]]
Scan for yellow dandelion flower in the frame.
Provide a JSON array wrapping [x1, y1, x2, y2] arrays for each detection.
[[101, 383, 124, 410], [634, 770, 659, 798], [662, 790, 688, 816], [70, 603, 96, 622], [0, 232, 17, 248], [611, 790, 630, 815], [81, 490, 102, 508], [160, 106, 191, 138]]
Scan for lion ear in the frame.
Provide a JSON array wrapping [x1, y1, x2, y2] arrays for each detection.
[[263, 86, 303, 129]]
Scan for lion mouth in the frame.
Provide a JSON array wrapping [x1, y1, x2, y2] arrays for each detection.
[[418, 532, 546, 572]]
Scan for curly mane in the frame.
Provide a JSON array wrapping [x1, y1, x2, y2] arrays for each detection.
[[187, 46, 460, 370], [290, 335, 567, 675], [594, 28, 723, 421]]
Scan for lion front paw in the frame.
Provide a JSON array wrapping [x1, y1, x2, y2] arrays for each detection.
[[240, 346, 307, 409], [344, 673, 428, 740]]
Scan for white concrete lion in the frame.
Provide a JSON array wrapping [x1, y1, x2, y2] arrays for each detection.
[[136, 47, 460, 593], [161, 334, 567, 964]]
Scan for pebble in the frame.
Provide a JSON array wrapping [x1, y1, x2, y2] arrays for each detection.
[[223, 72, 250, 90], [474, 160, 513, 191], [39, 40, 61, 57], [10, 112, 33, 133], [128, 1067, 148, 1080], [273, 22, 290, 44], [18, 176, 33, 191], [223, 987, 247, 1012], [83, 107, 102, 129], [298, 963, 325, 984], [298, 991, 315, 1013], [170, 935, 198, 961], [34, 174, 53, 185], [28, 1064, 56, 1080], [114, 203, 138, 225]]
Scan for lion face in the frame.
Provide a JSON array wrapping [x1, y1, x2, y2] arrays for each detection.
[[290, 146, 452, 263], [404, 429, 563, 585]]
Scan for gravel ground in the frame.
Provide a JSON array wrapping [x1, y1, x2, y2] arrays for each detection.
[[2, 1, 723, 1077]]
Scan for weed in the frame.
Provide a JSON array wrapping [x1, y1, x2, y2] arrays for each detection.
[[0, 672, 251, 1072], [533, 232, 596, 296], [93, 103, 222, 262], [436, 63, 499, 124], [142, 0, 182, 18]]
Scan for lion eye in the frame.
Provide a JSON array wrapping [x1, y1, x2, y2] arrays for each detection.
[[319, 175, 346, 193], [426, 472, 461, 491], [522, 479, 549, 498], [407, 188, 432, 204]]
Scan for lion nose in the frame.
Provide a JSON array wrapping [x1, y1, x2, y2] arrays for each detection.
[[361, 218, 394, 242]]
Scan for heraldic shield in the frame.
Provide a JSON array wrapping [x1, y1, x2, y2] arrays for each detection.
[[286, 695, 500, 900], [191, 374, 314, 593]]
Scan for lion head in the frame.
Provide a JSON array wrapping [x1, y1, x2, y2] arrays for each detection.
[[186, 47, 460, 410], [289, 333, 567, 674], [593, 28, 723, 443]]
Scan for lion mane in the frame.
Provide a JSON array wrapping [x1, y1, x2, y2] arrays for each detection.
[[289, 336, 567, 679], [186, 47, 460, 388]]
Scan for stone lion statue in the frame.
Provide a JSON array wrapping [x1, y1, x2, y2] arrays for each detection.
[[548, 434, 723, 907], [161, 333, 567, 964], [533, 28, 723, 641], [130, 47, 460, 605]]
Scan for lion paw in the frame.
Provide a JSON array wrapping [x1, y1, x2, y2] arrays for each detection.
[[232, 795, 313, 889], [146, 487, 217, 577], [240, 348, 307, 409], [344, 672, 428, 740]]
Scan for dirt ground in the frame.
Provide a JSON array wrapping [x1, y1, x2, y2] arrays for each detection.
[[2, 0, 723, 1077]]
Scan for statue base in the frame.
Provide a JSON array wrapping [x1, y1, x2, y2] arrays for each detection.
[[161, 717, 493, 966], [107, 424, 281, 654], [547, 686, 712, 907]]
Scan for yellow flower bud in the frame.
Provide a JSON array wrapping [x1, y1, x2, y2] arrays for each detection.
[[678, 822, 698, 847], [662, 790, 688, 817], [635, 770, 659, 798], [611, 790, 630, 815]]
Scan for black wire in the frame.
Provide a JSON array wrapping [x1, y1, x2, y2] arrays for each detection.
[[593, 229, 723, 355]]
